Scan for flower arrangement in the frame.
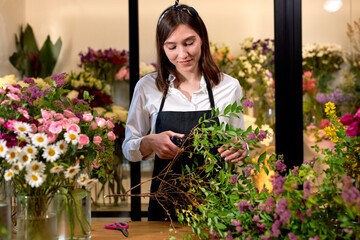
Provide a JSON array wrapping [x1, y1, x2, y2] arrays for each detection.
[[168, 101, 360, 240], [302, 43, 344, 92], [0, 73, 116, 238], [115, 62, 156, 81], [78, 47, 129, 86]]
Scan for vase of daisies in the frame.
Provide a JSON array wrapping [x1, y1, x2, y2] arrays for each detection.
[[0, 73, 116, 239], [0, 172, 11, 240]]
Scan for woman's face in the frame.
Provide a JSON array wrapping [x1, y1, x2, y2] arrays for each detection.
[[163, 24, 202, 75]]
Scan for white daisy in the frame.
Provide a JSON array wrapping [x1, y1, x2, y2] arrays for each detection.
[[0, 139, 8, 157], [56, 140, 68, 154], [25, 172, 44, 188], [5, 148, 19, 164], [64, 164, 80, 179], [31, 133, 49, 148], [26, 161, 45, 174], [84, 178, 98, 189], [50, 165, 64, 174], [23, 145, 38, 157], [64, 131, 79, 145], [42, 145, 60, 162], [18, 151, 32, 166], [11, 163, 24, 174], [13, 121, 32, 136], [77, 174, 89, 186], [4, 169, 14, 181]]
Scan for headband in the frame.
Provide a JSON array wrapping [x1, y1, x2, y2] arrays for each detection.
[[158, 1, 199, 25]]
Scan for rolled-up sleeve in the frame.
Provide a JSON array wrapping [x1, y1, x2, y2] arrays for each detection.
[[122, 83, 154, 162]]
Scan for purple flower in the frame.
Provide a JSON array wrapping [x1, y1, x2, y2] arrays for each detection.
[[23, 78, 35, 84], [306, 209, 312, 217], [226, 231, 234, 240], [288, 232, 299, 240], [265, 196, 276, 213], [247, 132, 257, 141], [315, 93, 327, 104], [340, 113, 355, 126], [292, 166, 298, 177], [238, 200, 254, 213], [274, 161, 287, 173], [275, 198, 291, 225], [309, 237, 321, 240], [252, 215, 260, 222], [210, 231, 220, 239], [257, 130, 267, 141], [271, 220, 281, 237], [303, 181, 311, 198], [235, 226, 243, 232], [344, 228, 353, 234], [261, 236, 272, 240], [242, 99, 254, 108], [270, 173, 286, 196], [231, 219, 241, 226], [243, 164, 254, 177], [229, 174, 239, 184], [295, 210, 305, 223]]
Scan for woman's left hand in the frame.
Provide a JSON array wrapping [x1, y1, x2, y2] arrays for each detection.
[[217, 137, 248, 163]]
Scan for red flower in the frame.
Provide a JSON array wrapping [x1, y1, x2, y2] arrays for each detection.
[[345, 121, 359, 137], [318, 119, 330, 129], [340, 113, 354, 126]]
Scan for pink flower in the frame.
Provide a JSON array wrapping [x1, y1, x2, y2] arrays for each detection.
[[78, 134, 90, 145], [340, 113, 354, 126], [49, 121, 63, 134], [37, 125, 46, 133], [82, 113, 93, 122], [354, 108, 360, 121], [346, 121, 359, 137], [30, 124, 37, 133], [0, 117, 5, 125], [303, 71, 312, 77], [18, 108, 30, 119], [61, 118, 73, 129], [67, 124, 81, 133], [6, 93, 20, 101], [5, 120, 15, 130], [54, 113, 64, 120], [96, 117, 106, 128], [318, 119, 330, 129], [70, 117, 80, 124], [90, 122, 98, 130], [106, 120, 115, 129], [47, 132, 58, 143], [41, 109, 52, 120], [93, 136, 102, 145], [63, 110, 75, 118], [0, 88, 6, 94], [78, 144, 84, 149], [107, 131, 116, 141], [1, 100, 10, 105], [92, 158, 101, 169], [4, 84, 21, 94], [115, 66, 130, 81]]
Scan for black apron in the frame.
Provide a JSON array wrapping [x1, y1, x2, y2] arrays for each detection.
[[148, 77, 220, 221]]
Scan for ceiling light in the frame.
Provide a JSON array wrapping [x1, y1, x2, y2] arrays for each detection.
[[324, 0, 343, 12]]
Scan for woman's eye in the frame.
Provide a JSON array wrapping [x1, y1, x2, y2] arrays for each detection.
[[186, 42, 194, 46], [167, 46, 176, 50]]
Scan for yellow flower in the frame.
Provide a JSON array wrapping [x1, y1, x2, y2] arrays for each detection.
[[324, 126, 339, 142], [324, 102, 336, 116], [0, 74, 18, 88]]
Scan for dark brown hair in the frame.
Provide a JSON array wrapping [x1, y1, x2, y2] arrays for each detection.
[[155, 4, 221, 92]]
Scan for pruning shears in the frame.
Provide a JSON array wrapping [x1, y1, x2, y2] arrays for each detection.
[[104, 221, 129, 237]]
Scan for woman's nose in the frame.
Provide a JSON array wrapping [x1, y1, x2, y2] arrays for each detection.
[[178, 46, 189, 58]]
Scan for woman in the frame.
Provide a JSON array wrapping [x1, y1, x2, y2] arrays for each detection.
[[122, 1, 247, 221]]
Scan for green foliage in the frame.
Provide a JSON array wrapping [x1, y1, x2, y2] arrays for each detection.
[[9, 24, 62, 78]]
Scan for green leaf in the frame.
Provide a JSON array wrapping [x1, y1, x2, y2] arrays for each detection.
[[224, 104, 231, 115], [215, 222, 227, 230], [205, 163, 214, 173], [258, 152, 267, 164], [70, 188, 89, 201], [263, 166, 269, 175], [23, 24, 39, 54], [39, 36, 62, 78]]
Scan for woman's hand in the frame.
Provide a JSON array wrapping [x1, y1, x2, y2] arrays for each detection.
[[140, 131, 184, 159], [217, 137, 248, 163]]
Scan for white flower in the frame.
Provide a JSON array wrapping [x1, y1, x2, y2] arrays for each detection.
[[25, 172, 45, 188], [64, 165, 80, 179], [77, 174, 89, 186], [64, 131, 79, 145], [84, 178, 98, 189], [56, 140, 68, 154], [0, 139, 8, 157], [5, 148, 19, 164], [26, 161, 45, 174], [23, 145, 38, 157], [31, 133, 49, 148], [18, 151, 32, 166], [4, 169, 14, 181], [42, 145, 60, 162], [13, 121, 32, 136], [11, 163, 24, 174], [50, 165, 64, 174]]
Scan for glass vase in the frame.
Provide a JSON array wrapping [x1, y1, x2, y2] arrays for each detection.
[[56, 187, 91, 240], [0, 178, 11, 240], [16, 195, 57, 240]]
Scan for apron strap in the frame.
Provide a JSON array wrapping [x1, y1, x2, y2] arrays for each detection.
[[159, 76, 216, 112]]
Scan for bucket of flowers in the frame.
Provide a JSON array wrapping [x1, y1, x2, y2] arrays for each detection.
[[0, 73, 116, 239]]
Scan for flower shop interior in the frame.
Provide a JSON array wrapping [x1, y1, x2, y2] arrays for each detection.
[[1, 0, 360, 239]]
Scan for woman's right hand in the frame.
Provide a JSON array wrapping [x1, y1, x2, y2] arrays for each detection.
[[140, 131, 184, 159]]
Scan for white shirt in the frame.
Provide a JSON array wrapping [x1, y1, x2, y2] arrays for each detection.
[[122, 72, 245, 162]]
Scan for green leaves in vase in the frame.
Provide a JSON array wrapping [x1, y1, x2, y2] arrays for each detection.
[[9, 24, 62, 78]]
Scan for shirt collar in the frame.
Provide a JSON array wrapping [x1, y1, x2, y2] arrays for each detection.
[[168, 74, 208, 93]]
